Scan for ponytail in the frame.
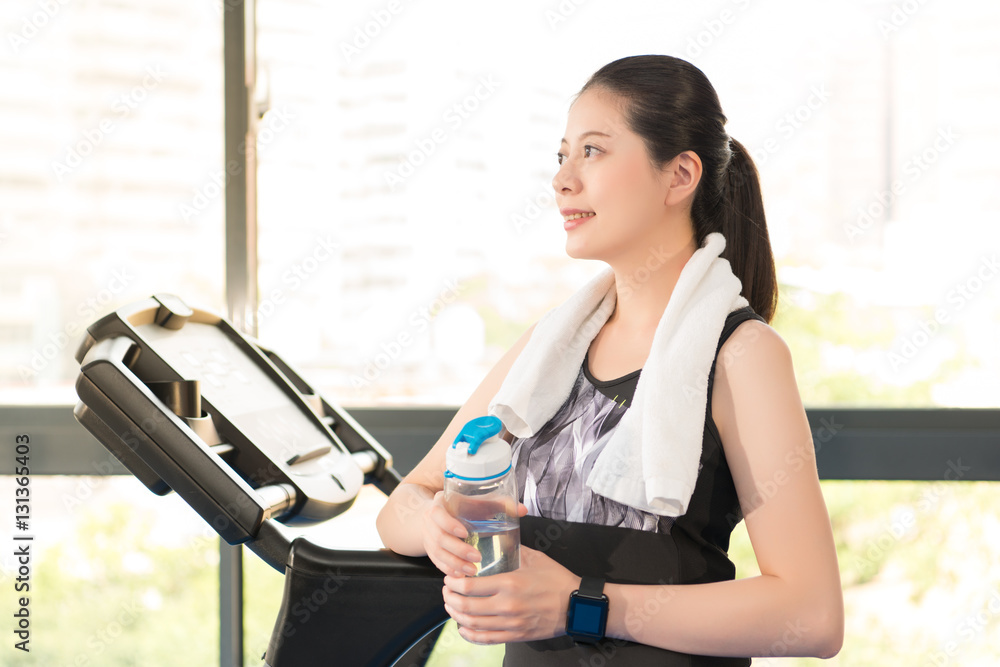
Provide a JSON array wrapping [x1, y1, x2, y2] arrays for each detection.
[[579, 55, 779, 323], [720, 138, 777, 323]]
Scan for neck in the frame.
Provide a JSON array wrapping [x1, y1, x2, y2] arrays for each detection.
[[607, 233, 698, 331]]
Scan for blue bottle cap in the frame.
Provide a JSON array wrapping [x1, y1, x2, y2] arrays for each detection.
[[453, 415, 503, 456]]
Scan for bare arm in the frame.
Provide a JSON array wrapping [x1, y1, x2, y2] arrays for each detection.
[[375, 323, 536, 563], [603, 321, 844, 657]]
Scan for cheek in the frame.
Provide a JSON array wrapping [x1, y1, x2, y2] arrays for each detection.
[[603, 163, 663, 219]]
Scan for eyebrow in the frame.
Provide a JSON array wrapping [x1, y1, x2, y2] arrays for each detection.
[[560, 131, 612, 145]]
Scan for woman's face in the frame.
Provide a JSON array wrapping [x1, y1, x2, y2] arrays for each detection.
[[552, 87, 677, 264]]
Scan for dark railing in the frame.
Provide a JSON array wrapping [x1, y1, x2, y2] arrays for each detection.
[[3, 405, 999, 480]]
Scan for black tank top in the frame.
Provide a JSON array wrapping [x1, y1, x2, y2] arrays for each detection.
[[503, 306, 765, 666]]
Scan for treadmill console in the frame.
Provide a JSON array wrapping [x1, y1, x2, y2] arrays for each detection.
[[73, 294, 392, 545]]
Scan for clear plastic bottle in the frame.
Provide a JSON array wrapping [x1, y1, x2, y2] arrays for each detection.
[[444, 415, 520, 576]]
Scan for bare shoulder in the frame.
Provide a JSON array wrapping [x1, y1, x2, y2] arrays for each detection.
[[717, 319, 792, 380], [711, 319, 806, 460]]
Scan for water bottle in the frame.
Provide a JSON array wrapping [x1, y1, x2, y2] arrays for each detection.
[[444, 415, 520, 576]]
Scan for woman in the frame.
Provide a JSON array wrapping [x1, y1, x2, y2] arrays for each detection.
[[376, 55, 843, 664]]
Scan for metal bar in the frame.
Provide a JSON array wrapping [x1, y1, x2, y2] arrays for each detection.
[[10, 406, 1000, 481], [222, 0, 258, 664], [219, 540, 244, 667], [225, 0, 258, 337]]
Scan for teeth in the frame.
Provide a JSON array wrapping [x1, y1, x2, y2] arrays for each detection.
[[564, 212, 595, 221]]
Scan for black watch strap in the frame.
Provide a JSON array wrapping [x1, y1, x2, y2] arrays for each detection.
[[578, 577, 605, 598]]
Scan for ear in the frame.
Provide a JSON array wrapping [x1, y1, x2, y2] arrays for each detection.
[[663, 150, 702, 207]]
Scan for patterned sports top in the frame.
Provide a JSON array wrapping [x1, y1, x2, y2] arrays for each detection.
[[509, 353, 673, 532], [501, 306, 766, 667]]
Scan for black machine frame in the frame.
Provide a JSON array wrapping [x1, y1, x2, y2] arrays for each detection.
[[71, 294, 449, 666]]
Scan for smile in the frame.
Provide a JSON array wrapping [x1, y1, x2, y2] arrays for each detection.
[[563, 212, 595, 221]]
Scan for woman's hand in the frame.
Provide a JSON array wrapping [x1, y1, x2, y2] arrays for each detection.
[[441, 545, 581, 645], [422, 496, 530, 578], [421, 490, 481, 577]]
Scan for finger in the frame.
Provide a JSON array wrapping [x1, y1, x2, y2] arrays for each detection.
[[442, 586, 493, 617], [427, 546, 478, 576], [517, 502, 528, 517], [453, 618, 514, 645], [433, 533, 481, 566], [431, 554, 476, 578], [424, 514, 480, 564], [443, 597, 506, 631], [428, 534, 480, 575], [429, 504, 469, 539], [430, 547, 480, 577], [429, 522, 479, 560], [443, 572, 505, 597]]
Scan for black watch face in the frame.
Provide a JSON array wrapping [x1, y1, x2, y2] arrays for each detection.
[[568, 595, 608, 639]]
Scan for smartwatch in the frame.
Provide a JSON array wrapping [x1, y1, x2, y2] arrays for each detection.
[[566, 577, 609, 644]]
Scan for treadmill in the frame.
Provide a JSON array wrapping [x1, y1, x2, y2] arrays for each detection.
[[72, 294, 449, 666]]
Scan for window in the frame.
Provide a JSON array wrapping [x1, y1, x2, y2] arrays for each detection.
[[252, 0, 1000, 409], [0, 0, 224, 404]]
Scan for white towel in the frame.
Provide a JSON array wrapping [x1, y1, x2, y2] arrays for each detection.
[[489, 232, 748, 517]]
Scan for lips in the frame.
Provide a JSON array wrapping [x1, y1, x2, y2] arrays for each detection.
[[562, 211, 595, 231]]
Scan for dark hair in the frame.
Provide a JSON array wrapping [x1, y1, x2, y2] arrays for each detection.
[[578, 55, 778, 323]]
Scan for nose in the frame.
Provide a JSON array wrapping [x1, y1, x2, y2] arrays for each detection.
[[551, 159, 580, 196]]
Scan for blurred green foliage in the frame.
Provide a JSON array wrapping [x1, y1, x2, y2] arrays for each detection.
[[4, 504, 219, 666]]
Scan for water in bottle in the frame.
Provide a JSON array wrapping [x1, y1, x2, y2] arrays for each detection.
[[445, 415, 520, 576]]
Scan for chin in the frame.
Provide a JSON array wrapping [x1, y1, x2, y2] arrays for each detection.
[[564, 242, 592, 261], [564, 236, 611, 263]]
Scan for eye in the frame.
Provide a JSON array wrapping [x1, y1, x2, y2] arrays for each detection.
[[556, 152, 566, 165], [584, 145, 601, 158]]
